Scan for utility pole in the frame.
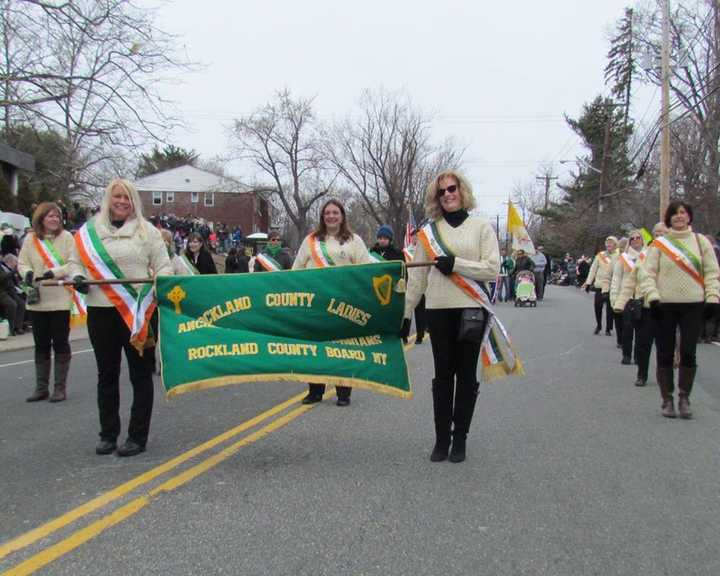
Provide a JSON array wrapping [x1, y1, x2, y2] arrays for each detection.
[[535, 174, 558, 212], [659, 0, 672, 217]]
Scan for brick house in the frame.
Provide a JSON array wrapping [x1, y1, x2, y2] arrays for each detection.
[[136, 165, 270, 234]]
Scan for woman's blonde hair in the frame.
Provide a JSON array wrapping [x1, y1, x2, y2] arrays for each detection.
[[31, 202, 63, 239], [98, 178, 149, 238], [423, 170, 476, 220]]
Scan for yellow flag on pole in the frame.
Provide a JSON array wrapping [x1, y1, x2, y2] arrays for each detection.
[[506, 201, 536, 255]]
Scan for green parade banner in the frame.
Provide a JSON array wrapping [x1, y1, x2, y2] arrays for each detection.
[[156, 262, 412, 399]]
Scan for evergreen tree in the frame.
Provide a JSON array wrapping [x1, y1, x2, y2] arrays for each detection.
[[605, 8, 636, 127], [136, 144, 199, 177]]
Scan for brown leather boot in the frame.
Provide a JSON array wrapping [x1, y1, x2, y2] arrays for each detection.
[[49, 352, 71, 403], [677, 366, 696, 419], [656, 365, 676, 418], [26, 351, 51, 402]]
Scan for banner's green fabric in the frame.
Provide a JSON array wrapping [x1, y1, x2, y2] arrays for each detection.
[[156, 262, 412, 398]]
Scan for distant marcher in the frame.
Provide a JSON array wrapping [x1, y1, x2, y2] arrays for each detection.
[[254, 231, 292, 271], [582, 236, 618, 335], [184, 232, 217, 275], [611, 231, 644, 365]]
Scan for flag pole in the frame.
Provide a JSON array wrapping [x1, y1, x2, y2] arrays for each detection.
[[41, 278, 154, 286]]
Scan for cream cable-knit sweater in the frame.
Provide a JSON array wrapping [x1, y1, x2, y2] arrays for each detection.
[[404, 217, 499, 316], [610, 247, 640, 309], [18, 231, 76, 312], [71, 217, 173, 308], [585, 250, 616, 293], [292, 233, 371, 270], [639, 229, 720, 304]]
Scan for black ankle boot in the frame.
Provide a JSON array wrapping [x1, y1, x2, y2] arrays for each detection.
[[449, 436, 466, 463], [430, 441, 449, 462]]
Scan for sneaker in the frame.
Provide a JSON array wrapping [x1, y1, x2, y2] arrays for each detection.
[[661, 400, 676, 419], [634, 378, 646, 387]]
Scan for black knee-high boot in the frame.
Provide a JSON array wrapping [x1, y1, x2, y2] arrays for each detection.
[[450, 379, 480, 463], [430, 378, 453, 462]]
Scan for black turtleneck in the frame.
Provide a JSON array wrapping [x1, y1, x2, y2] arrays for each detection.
[[111, 219, 125, 229], [443, 209, 469, 228]]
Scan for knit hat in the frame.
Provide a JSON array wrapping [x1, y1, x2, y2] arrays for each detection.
[[377, 225, 393, 240]]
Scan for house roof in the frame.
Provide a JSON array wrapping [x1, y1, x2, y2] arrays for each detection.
[[135, 165, 250, 194]]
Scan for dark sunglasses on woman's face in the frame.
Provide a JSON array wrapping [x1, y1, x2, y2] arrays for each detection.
[[437, 184, 458, 198], [629, 236, 642, 240]]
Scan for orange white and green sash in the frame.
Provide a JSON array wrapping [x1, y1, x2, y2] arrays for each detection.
[[417, 221, 523, 382], [255, 252, 283, 271], [32, 235, 87, 317], [620, 252, 637, 273], [75, 221, 156, 351], [652, 235, 704, 288], [308, 234, 335, 268], [176, 254, 198, 275], [368, 251, 386, 263]]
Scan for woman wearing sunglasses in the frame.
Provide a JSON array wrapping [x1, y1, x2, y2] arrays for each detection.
[[615, 222, 667, 387], [640, 202, 720, 418], [401, 171, 499, 463]]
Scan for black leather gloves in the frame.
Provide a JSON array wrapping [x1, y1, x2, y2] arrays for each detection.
[[649, 299, 661, 320], [399, 318, 411, 341], [73, 275, 89, 294], [434, 255, 455, 276], [38, 270, 55, 281], [24, 271, 34, 285]]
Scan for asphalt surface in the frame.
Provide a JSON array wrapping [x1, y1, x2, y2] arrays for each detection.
[[1, 285, 719, 575]]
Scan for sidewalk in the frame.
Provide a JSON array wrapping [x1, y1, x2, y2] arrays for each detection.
[[0, 325, 88, 353]]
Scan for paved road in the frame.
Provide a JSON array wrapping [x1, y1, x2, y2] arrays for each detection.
[[1, 286, 719, 575]]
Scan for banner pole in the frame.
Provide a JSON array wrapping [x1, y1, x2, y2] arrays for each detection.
[[41, 278, 154, 286]]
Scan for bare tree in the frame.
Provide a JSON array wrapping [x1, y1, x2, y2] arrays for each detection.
[[326, 89, 463, 241], [0, 0, 193, 200], [231, 90, 336, 245]]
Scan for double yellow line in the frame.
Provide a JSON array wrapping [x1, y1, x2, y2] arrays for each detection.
[[1, 337, 419, 575], [0, 390, 315, 575]]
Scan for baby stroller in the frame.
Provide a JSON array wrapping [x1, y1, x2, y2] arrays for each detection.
[[514, 270, 537, 307]]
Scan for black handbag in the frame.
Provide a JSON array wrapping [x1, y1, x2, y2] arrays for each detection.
[[628, 298, 643, 321], [458, 308, 487, 343]]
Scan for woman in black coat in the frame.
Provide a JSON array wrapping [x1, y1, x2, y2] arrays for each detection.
[[185, 232, 217, 275]]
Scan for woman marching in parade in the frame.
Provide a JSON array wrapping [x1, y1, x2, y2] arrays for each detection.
[[73, 179, 172, 456], [292, 198, 371, 406], [615, 222, 667, 387], [254, 230, 293, 271], [640, 202, 719, 418], [611, 234, 643, 364], [182, 232, 217, 275], [401, 170, 501, 463], [18, 202, 79, 403], [582, 236, 618, 335]]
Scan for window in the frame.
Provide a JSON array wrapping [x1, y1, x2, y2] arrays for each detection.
[[152, 191, 162, 206], [204, 192, 214, 207], [166, 191, 174, 203], [191, 191, 199, 203]]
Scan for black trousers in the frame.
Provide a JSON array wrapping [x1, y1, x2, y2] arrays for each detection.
[[427, 308, 483, 435], [414, 295, 427, 340], [613, 311, 624, 346], [0, 292, 24, 333], [31, 310, 71, 356], [620, 306, 636, 360], [87, 306, 155, 445], [632, 308, 655, 380], [593, 291, 613, 331], [655, 303, 704, 368]]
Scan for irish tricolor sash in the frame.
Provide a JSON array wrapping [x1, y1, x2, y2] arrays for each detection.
[[417, 222, 523, 382], [75, 221, 156, 351], [255, 252, 283, 272], [176, 254, 199, 275], [369, 251, 386, 263], [32, 235, 87, 319], [652, 236, 704, 288], [620, 252, 636, 273], [308, 234, 335, 268]]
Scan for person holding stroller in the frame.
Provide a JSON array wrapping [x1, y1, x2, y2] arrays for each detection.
[[582, 236, 618, 335]]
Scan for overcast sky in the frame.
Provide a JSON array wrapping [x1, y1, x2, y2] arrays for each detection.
[[147, 0, 655, 223]]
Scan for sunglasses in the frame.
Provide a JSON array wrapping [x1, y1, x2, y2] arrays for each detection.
[[437, 184, 458, 198], [269, 237, 280, 242], [629, 236, 642, 240]]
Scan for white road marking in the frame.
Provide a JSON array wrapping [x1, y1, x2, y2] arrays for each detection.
[[0, 348, 94, 369]]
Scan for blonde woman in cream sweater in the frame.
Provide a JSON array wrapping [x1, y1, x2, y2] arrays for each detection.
[[615, 223, 667, 387], [401, 171, 499, 464], [582, 236, 618, 335], [293, 198, 371, 406], [640, 202, 720, 418], [18, 202, 78, 403], [611, 234, 642, 364]]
